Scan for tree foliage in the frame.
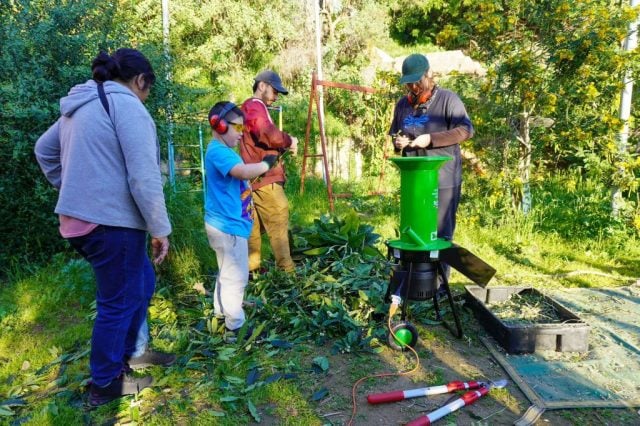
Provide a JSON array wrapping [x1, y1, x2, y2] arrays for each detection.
[[162, 0, 305, 108], [3, 0, 639, 272], [0, 0, 118, 271], [391, 0, 640, 217], [0, 0, 175, 273]]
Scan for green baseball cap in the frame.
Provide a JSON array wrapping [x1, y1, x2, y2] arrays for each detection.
[[400, 54, 430, 84]]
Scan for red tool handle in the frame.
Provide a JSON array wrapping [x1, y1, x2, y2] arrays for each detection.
[[461, 386, 489, 404], [367, 381, 481, 405], [367, 390, 405, 404], [447, 380, 480, 392], [406, 386, 491, 426], [406, 417, 431, 426]]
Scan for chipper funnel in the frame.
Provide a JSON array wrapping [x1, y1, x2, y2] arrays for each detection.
[[387, 156, 452, 252], [384, 155, 496, 345]]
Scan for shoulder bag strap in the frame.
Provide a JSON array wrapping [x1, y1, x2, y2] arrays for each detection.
[[97, 82, 110, 115]]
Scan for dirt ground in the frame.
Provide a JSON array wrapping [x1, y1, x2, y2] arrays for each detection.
[[300, 309, 639, 426]]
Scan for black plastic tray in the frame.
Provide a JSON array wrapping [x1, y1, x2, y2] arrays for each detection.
[[465, 286, 590, 354]]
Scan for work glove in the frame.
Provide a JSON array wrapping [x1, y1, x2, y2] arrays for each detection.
[[262, 154, 278, 169], [409, 133, 431, 149]]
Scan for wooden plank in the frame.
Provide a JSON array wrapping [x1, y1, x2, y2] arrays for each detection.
[[480, 336, 547, 409], [481, 336, 640, 410]]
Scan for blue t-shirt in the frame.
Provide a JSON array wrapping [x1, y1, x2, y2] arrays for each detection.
[[389, 88, 473, 188], [204, 140, 254, 238]]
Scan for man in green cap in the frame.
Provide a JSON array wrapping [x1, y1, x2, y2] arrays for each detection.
[[389, 53, 474, 257]]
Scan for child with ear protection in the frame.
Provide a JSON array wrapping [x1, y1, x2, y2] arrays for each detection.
[[204, 101, 277, 341]]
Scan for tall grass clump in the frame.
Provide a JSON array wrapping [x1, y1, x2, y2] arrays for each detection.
[[461, 169, 637, 241]]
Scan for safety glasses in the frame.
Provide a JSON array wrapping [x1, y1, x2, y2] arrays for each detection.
[[229, 122, 244, 133]]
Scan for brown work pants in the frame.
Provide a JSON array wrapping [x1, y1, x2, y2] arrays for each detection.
[[249, 183, 295, 272]]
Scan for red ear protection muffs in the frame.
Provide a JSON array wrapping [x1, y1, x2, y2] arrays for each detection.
[[209, 102, 236, 134], [407, 89, 433, 106]]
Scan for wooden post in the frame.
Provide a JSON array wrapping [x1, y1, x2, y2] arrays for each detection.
[[301, 72, 318, 195], [300, 72, 377, 211], [315, 77, 335, 211]]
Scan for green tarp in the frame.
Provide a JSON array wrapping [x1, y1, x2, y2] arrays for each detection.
[[483, 284, 640, 409]]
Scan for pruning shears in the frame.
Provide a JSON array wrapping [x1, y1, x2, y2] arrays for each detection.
[[367, 379, 508, 426]]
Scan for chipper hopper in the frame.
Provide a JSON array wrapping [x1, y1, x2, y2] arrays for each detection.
[[385, 156, 496, 349]]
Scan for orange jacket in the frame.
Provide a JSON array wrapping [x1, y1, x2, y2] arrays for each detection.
[[240, 98, 293, 190]]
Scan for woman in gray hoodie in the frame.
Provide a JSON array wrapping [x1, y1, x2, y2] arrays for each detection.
[[35, 48, 172, 406]]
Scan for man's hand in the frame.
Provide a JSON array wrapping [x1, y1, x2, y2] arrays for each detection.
[[394, 134, 411, 150], [151, 236, 169, 265], [410, 134, 431, 149], [289, 136, 298, 155], [262, 154, 278, 169]]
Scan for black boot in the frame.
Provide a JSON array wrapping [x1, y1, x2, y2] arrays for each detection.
[[89, 373, 153, 407]]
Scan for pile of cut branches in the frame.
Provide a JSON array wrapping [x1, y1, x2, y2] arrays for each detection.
[[250, 212, 391, 354]]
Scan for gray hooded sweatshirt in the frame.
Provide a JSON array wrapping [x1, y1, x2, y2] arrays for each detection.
[[35, 79, 171, 238]]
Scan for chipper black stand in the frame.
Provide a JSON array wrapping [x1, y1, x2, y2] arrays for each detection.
[[385, 247, 463, 347], [385, 156, 496, 350]]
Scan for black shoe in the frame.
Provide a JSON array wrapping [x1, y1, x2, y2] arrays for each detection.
[[89, 373, 153, 407], [126, 349, 176, 369]]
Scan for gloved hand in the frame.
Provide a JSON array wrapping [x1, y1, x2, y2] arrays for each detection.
[[409, 133, 431, 148], [262, 154, 278, 169]]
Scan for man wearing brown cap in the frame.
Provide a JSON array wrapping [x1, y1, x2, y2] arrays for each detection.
[[389, 53, 473, 252], [240, 70, 298, 273]]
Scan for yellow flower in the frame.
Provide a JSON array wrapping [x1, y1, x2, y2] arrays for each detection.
[[558, 50, 574, 61], [578, 67, 591, 78], [585, 83, 600, 100]]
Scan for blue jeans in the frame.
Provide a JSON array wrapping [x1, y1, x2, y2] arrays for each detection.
[[68, 226, 155, 386]]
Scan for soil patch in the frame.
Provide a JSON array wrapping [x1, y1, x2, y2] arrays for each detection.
[[302, 301, 639, 425]]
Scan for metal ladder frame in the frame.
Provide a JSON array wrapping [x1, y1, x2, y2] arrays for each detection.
[[167, 107, 283, 204]]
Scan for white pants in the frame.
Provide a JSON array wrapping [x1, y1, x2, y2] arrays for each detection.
[[205, 223, 248, 331]]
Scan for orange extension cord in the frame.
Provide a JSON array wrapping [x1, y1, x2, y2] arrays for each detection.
[[346, 303, 421, 426]]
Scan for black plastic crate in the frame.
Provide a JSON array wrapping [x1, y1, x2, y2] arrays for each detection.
[[465, 286, 590, 354]]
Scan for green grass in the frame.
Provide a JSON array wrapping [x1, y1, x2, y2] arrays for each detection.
[[1, 170, 639, 424]]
